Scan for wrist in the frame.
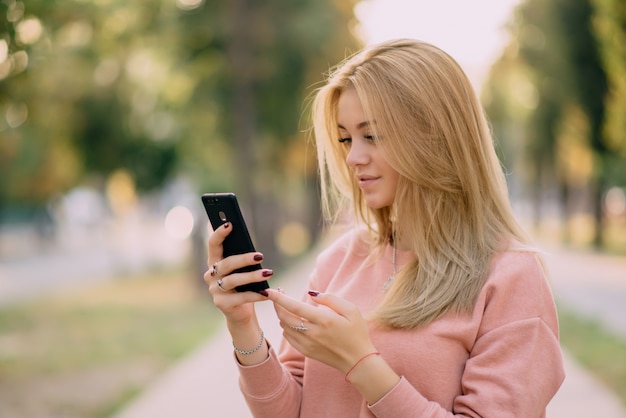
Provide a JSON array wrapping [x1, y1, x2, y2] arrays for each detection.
[[345, 352, 400, 405], [233, 330, 266, 356], [227, 319, 269, 366], [345, 352, 380, 382], [226, 311, 259, 334]]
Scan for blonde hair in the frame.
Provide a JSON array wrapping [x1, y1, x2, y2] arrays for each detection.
[[312, 39, 531, 329]]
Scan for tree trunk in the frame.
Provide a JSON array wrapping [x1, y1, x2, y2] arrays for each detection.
[[226, 0, 281, 268], [227, 0, 257, 203], [557, 176, 571, 244], [590, 175, 605, 249], [531, 154, 544, 231]]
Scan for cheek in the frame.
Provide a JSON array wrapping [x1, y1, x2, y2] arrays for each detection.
[[391, 170, 400, 191], [387, 171, 401, 200], [383, 161, 400, 186]]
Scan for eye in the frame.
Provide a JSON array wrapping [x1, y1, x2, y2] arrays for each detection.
[[338, 137, 352, 144], [364, 135, 376, 142]]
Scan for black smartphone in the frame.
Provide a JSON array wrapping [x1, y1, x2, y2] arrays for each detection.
[[201, 193, 269, 293]]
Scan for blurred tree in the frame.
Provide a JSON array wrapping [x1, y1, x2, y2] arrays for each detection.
[[591, 0, 626, 183], [1, 1, 59, 201], [2, 0, 363, 277], [489, 0, 623, 249], [175, 0, 360, 268], [1, 0, 360, 268], [555, 0, 610, 248], [482, 46, 536, 212], [0, 0, 181, 223], [487, 0, 571, 232]]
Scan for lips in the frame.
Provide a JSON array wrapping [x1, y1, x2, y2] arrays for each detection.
[[357, 175, 380, 188]]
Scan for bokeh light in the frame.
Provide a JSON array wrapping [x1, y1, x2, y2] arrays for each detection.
[[16, 17, 43, 45], [164, 205, 195, 240], [276, 222, 311, 257], [605, 187, 626, 216], [0, 40, 8, 63], [106, 169, 137, 217], [5, 103, 28, 128], [93, 59, 121, 86], [176, 0, 204, 11]]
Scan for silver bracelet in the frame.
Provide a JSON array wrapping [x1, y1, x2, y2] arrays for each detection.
[[233, 331, 265, 355]]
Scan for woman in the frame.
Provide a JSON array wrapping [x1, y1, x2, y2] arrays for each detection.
[[205, 39, 565, 417]]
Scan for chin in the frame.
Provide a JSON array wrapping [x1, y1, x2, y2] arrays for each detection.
[[364, 197, 392, 210]]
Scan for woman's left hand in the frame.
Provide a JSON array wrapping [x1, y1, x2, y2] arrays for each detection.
[[266, 289, 378, 374]]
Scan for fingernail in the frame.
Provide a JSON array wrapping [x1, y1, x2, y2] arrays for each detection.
[[258, 290, 269, 297], [253, 253, 263, 261], [308, 290, 320, 297], [223, 222, 230, 229], [262, 269, 273, 277]]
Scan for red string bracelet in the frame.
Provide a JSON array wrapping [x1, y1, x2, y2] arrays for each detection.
[[345, 351, 381, 383]]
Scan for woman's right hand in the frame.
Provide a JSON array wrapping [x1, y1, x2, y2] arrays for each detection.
[[203, 221, 273, 326]]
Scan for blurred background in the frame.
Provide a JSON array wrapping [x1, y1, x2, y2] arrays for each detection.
[[1, 0, 625, 417]]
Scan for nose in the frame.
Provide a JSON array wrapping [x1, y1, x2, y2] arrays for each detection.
[[346, 138, 369, 168]]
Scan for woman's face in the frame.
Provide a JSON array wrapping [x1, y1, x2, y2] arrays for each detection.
[[337, 88, 400, 209]]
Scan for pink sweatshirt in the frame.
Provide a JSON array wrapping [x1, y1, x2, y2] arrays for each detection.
[[237, 230, 565, 417]]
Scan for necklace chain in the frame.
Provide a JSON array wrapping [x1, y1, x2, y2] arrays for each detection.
[[383, 241, 397, 291]]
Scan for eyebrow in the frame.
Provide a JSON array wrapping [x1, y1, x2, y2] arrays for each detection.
[[337, 121, 374, 130]]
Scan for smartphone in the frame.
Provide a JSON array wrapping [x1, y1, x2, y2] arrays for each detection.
[[201, 193, 269, 293]]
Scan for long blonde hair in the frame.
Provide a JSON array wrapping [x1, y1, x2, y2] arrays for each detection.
[[312, 39, 531, 329]]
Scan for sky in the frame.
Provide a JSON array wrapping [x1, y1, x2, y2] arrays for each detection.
[[354, 0, 522, 91]]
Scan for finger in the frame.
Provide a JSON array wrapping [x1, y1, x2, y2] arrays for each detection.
[[217, 268, 273, 291], [272, 299, 303, 327], [217, 252, 265, 278], [207, 222, 231, 264], [266, 289, 327, 323], [306, 291, 360, 320], [211, 286, 269, 311], [203, 269, 212, 286]]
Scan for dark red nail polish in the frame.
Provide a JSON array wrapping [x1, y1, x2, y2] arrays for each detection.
[[223, 222, 230, 229], [254, 254, 264, 261], [308, 290, 320, 297], [258, 290, 269, 297], [262, 269, 273, 277]]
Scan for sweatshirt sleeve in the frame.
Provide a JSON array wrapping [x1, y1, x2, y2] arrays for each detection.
[[369, 251, 566, 418], [236, 340, 304, 418], [235, 236, 344, 417]]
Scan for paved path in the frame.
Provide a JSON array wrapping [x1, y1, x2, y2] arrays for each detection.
[[542, 242, 626, 338], [0, 219, 186, 306], [114, 253, 318, 418], [115, 241, 626, 418]]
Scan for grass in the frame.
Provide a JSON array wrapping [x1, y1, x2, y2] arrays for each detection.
[[558, 304, 626, 406], [0, 266, 221, 418]]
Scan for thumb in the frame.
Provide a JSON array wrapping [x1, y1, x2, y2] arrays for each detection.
[[307, 290, 360, 319]]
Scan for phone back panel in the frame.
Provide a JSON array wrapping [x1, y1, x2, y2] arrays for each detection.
[[201, 193, 268, 293]]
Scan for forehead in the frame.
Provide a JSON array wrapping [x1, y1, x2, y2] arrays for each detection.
[[336, 88, 367, 129]]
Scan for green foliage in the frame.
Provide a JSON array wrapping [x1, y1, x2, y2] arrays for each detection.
[[0, 0, 360, 234], [558, 306, 626, 405], [554, 0, 608, 154], [175, 0, 359, 190], [484, 0, 626, 248], [592, 0, 626, 157]]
